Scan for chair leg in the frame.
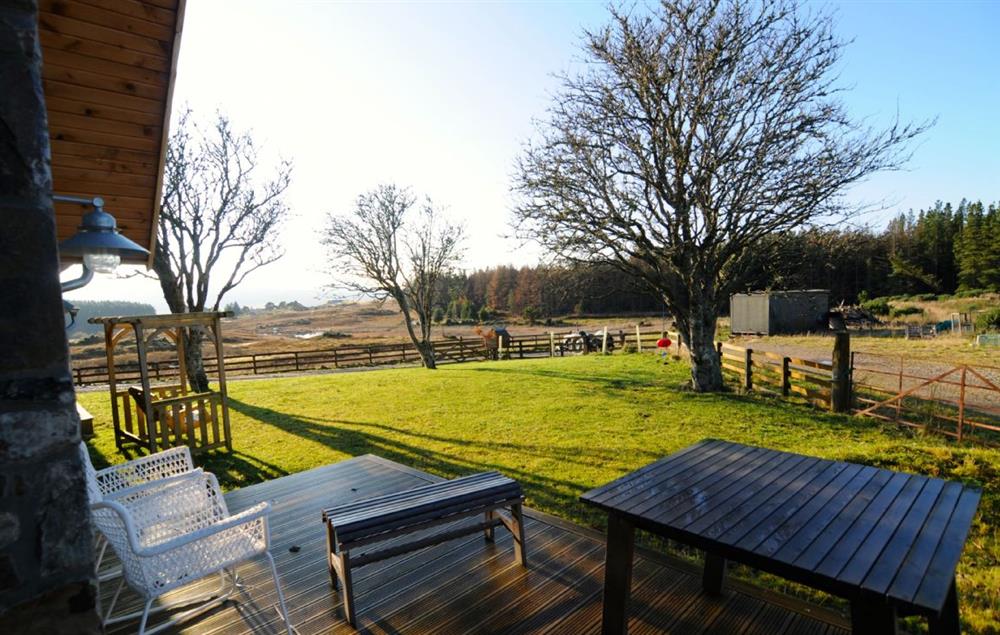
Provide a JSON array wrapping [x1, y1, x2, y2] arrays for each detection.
[[266, 551, 294, 635], [104, 577, 126, 625], [137, 598, 154, 635]]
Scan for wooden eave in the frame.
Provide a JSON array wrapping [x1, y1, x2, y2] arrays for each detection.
[[39, 0, 187, 266]]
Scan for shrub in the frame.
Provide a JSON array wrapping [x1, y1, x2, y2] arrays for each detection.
[[889, 305, 923, 319], [956, 288, 990, 298], [913, 293, 938, 301], [861, 298, 892, 316], [478, 306, 494, 323], [975, 308, 1000, 333], [432, 307, 445, 323], [522, 306, 540, 324]]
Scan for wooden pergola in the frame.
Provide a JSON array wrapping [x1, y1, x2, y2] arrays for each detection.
[[91, 311, 232, 454]]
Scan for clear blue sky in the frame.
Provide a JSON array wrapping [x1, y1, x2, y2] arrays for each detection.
[[68, 0, 1000, 310]]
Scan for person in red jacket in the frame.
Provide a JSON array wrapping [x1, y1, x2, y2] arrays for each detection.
[[656, 337, 672, 363]]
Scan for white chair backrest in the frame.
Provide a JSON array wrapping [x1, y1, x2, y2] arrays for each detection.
[[79, 441, 102, 505]]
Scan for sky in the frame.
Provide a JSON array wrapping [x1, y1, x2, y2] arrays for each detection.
[[64, 0, 1000, 312]]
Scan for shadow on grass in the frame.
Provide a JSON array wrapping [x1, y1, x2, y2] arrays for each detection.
[[461, 365, 661, 393], [225, 397, 649, 527]]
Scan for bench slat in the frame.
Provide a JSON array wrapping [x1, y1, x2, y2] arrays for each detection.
[[335, 487, 523, 545], [322, 471, 507, 518]]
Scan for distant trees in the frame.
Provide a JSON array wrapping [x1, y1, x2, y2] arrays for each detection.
[[322, 184, 465, 369], [152, 109, 292, 391], [512, 0, 927, 391]]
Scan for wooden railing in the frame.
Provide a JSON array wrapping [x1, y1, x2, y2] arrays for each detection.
[[718, 342, 834, 409], [73, 328, 673, 386]]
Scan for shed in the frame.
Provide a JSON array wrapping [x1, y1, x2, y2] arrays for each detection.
[[730, 290, 829, 335]]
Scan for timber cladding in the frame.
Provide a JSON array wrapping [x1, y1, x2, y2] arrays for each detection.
[[38, 0, 186, 264]]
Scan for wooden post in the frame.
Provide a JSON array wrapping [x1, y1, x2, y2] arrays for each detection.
[[211, 316, 233, 452], [294, 351, 301, 371], [459, 336, 465, 361], [831, 331, 851, 413], [333, 348, 339, 368], [636, 325, 642, 353], [368, 346, 374, 365], [703, 552, 727, 595], [133, 324, 157, 453], [550, 332, 555, 357], [743, 348, 753, 392], [957, 366, 967, 442], [519, 340, 524, 359], [602, 327, 608, 354], [896, 356, 904, 421], [601, 513, 635, 635], [782, 357, 791, 397], [252, 354, 259, 375]]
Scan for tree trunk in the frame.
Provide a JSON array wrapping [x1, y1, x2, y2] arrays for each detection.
[[153, 243, 211, 390], [183, 327, 210, 392], [416, 340, 437, 369], [685, 301, 723, 392]]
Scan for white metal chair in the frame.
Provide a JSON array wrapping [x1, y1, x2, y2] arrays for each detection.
[[80, 443, 198, 575], [90, 470, 293, 635]]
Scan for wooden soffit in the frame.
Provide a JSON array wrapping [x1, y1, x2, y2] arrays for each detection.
[[39, 0, 187, 266]]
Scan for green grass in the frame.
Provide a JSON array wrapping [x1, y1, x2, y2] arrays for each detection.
[[79, 355, 1000, 632]]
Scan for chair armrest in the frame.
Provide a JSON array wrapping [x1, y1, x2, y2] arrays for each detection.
[[136, 502, 271, 557]]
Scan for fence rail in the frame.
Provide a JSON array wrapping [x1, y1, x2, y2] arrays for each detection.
[[72, 327, 672, 386], [850, 353, 1000, 445], [718, 342, 834, 409]]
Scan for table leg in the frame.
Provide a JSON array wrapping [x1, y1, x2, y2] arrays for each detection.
[[928, 578, 960, 635], [601, 512, 635, 635], [703, 552, 726, 595], [850, 598, 897, 634]]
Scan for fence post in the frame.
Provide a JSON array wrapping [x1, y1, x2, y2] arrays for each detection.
[[831, 331, 851, 413], [368, 346, 374, 365], [518, 340, 524, 359], [294, 351, 300, 371], [550, 332, 555, 357], [602, 327, 608, 355], [459, 336, 465, 361], [744, 348, 753, 392], [332, 349, 339, 368], [636, 325, 642, 353], [782, 357, 791, 397], [252, 354, 258, 375], [958, 366, 967, 442]]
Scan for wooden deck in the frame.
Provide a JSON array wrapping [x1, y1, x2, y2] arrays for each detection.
[[101, 455, 851, 634]]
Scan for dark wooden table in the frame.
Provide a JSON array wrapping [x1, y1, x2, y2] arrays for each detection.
[[581, 439, 981, 635]]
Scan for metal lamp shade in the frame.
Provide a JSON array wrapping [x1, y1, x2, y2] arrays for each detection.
[[58, 207, 150, 263]]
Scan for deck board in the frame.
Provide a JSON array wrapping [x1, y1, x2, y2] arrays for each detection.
[[100, 454, 849, 634]]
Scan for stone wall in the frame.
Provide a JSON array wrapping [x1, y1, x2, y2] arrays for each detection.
[[0, 0, 99, 630]]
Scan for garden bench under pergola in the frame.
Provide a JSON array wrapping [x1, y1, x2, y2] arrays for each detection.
[[91, 311, 233, 454]]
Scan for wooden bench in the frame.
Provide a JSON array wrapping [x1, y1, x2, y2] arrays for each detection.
[[321, 471, 527, 626], [76, 401, 94, 437]]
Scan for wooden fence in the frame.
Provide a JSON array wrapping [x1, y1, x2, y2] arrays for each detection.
[[850, 353, 1000, 445], [718, 342, 834, 408], [72, 327, 672, 386]]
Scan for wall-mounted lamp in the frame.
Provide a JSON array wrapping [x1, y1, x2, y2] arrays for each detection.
[[56, 194, 149, 293]]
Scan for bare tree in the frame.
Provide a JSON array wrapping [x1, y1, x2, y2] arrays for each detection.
[[152, 110, 292, 390], [323, 184, 465, 369], [513, 0, 929, 391]]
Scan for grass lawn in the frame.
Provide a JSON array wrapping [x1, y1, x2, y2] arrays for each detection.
[[79, 355, 999, 632]]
